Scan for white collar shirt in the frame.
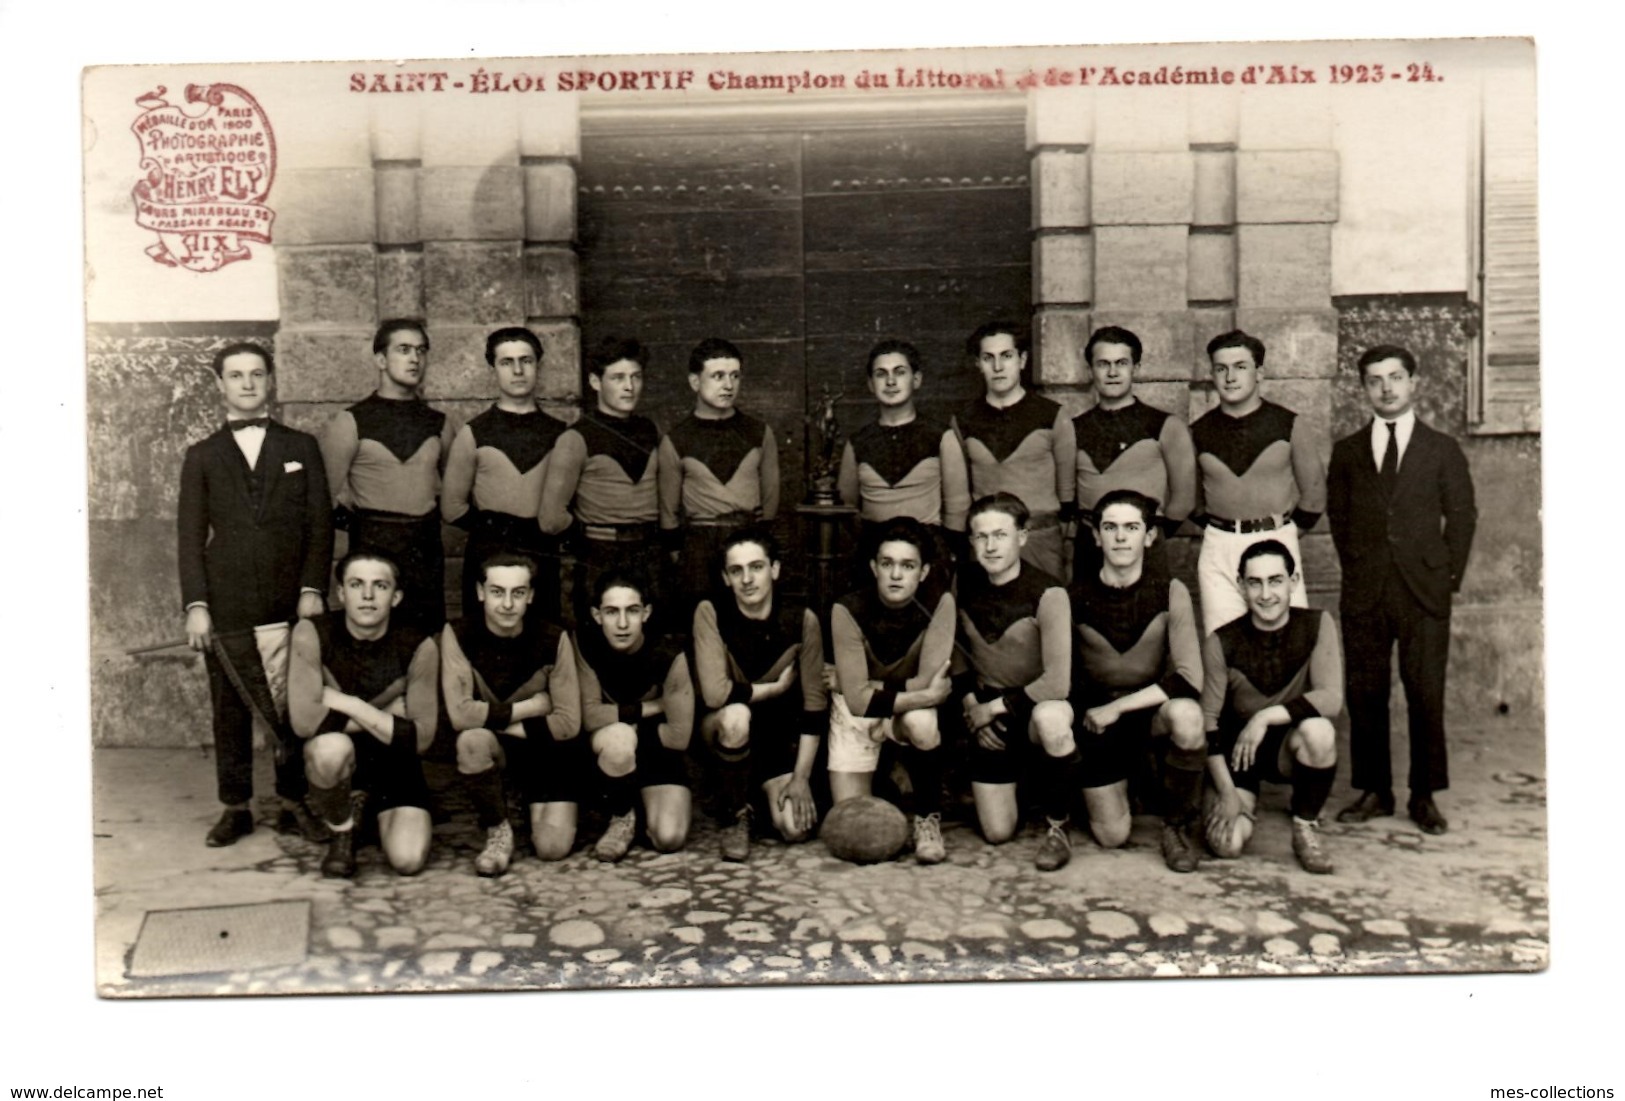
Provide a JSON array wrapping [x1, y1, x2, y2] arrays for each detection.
[[1369, 409, 1417, 471], [227, 419, 267, 471]]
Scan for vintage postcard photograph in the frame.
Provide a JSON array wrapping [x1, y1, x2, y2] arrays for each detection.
[[81, 35, 1544, 1001]]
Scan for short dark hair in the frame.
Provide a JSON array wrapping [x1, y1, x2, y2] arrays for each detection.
[[1206, 329, 1265, 367], [477, 549, 539, 586], [1357, 344, 1419, 378], [588, 337, 648, 378], [593, 567, 652, 606], [1093, 488, 1161, 528], [966, 319, 1028, 359], [689, 337, 744, 375], [374, 319, 429, 356], [868, 517, 933, 566], [866, 338, 922, 375], [1085, 326, 1143, 365], [1237, 538, 1296, 580], [720, 523, 780, 566], [211, 341, 272, 378], [335, 546, 402, 588], [484, 327, 543, 366], [967, 492, 1030, 531]]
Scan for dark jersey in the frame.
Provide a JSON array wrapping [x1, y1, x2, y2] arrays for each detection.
[[574, 627, 690, 732], [1191, 400, 1326, 525], [836, 416, 970, 530], [658, 411, 779, 525], [830, 587, 956, 718], [1200, 610, 1344, 740], [539, 408, 661, 531], [693, 597, 827, 732], [1068, 572, 1202, 704], [442, 405, 567, 523], [314, 612, 427, 703], [1072, 399, 1196, 522], [952, 391, 1076, 516], [441, 615, 580, 740], [954, 565, 1071, 706], [322, 393, 449, 516]]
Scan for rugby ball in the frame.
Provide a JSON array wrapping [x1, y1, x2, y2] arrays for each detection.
[[821, 796, 910, 864]]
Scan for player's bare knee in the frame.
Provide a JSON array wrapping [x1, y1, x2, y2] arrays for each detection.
[[455, 728, 498, 774], [1091, 810, 1132, 849], [1031, 701, 1075, 756], [532, 827, 574, 862], [649, 817, 689, 853], [1165, 699, 1205, 750], [1295, 718, 1337, 768], [716, 704, 752, 751], [304, 733, 353, 785], [387, 844, 428, 877], [898, 708, 940, 750], [594, 723, 638, 777]]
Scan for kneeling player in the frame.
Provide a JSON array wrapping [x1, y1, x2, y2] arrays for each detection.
[[576, 569, 696, 862], [829, 517, 956, 863], [1201, 540, 1343, 874], [955, 493, 1076, 871], [1068, 490, 1206, 871], [694, 526, 827, 862], [289, 550, 438, 878], [441, 551, 582, 876]]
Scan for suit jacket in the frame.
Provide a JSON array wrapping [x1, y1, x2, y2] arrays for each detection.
[[1326, 417, 1477, 619], [177, 421, 334, 632]]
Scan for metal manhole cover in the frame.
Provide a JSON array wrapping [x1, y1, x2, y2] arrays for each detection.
[[128, 900, 310, 978]]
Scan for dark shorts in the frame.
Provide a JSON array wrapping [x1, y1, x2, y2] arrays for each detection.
[[1074, 703, 1161, 789], [498, 720, 592, 806], [1214, 720, 1294, 794], [633, 718, 690, 789], [703, 693, 805, 788], [352, 511, 445, 634], [350, 729, 431, 813], [967, 699, 1037, 786]]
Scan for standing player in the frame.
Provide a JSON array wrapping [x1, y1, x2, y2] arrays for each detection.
[[693, 526, 827, 862], [951, 320, 1076, 580], [658, 338, 780, 613], [828, 518, 956, 864], [836, 339, 970, 585], [288, 550, 438, 878], [178, 342, 334, 846], [954, 493, 1075, 871], [1068, 490, 1206, 872], [1190, 330, 1325, 633], [576, 569, 696, 862], [1200, 540, 1343, 875], [442, 327, 568, 623], [1328, 345, 1477, 834], [440, 551, 582, 875], [320, 319, 455, 633], [539, 337, 664, 616], [1070, 326, 1197, 583]]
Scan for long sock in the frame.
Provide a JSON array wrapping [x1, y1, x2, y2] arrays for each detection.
[[1041, 749, 1081, 823], [1162, 744, 1207, 825], [903, 746, 942, 817], [603, 772, 637, 818], [307, 781, 353, 829], [1291, 763, 1338, 821], [465, 767, 506, 830], [715, 743, 752, 817]]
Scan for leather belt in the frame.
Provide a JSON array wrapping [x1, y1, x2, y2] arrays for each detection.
[[1204, 512, 1290, 535], [582, 523, 658, 542], [687, 510, 760, 529], [1026, 510, 1060, 532], [354, 507, 437, 526]]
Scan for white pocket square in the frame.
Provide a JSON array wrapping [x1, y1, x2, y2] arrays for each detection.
[[284, 460, 303, 473]]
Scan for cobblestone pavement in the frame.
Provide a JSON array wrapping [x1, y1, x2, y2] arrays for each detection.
[[94, 724, 1546, 996]]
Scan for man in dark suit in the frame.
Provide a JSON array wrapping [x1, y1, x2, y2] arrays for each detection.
[[1327, 344, 1477, 834], [178, 342, 335, 846]]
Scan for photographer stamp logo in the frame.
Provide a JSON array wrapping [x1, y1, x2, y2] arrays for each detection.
[[130, 83, 277, 272]]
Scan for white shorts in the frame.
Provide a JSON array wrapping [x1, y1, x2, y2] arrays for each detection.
[[1196, 521, 1308, 634], [827, 693, 891, 774]]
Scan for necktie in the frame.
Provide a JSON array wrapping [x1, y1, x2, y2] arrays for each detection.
[[1380, 421, 1399, 495], [229, 417, 270, 431]]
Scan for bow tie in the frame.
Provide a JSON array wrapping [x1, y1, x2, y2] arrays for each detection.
[[229, 417, 270, 432]]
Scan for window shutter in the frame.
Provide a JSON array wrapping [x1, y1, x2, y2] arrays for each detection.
[[1473, 64, 1540, 434]]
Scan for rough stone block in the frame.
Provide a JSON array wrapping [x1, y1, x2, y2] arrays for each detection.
[[1042, 386, 1092, 422], [374, 164, 420, 246], [1026, 86, 1094, 148], [277, 401, 350, 443], [1188, 85, 1239, 146], [92, 653, 211, 748], [1130, 380, 1192, 423], [419, 166, 524, 242], [422, 94, 519, 166], [1188, 307, 1237, 378], [1093, 226, 1188, 311], [520, 94, 583, 160], [1187, 233, 1236, 303], [1030, 150, 1089, 230], [1085, 310, 1192, 383], [525, 162, 578, 243], [1233, 308, 1339, 378], [531, 319, 583, 402], [415, 325, 507, 401], [424, 241, 525, 324], [275, 168, 377, 246], [1092, 88, 1189, 150], [1445, 606, 1544, 721], [1297, 530, 1340, 594], [89, 519, 186, 651], [1192, 150, 1236, 227], [523, 246, 580, 319], [1032, 233, 1091, 305], [1237, 224, 1332, 308], [1235, 151, 1339, 223], [1032, 307, 1092, 385], [1238, 85, 1333, 149], [377, 250, 425, 318], [277, 246, 378, 327], [275, 327, 378, 402], [1091, 152, 1194, 226]]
